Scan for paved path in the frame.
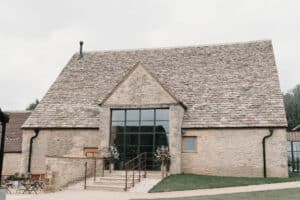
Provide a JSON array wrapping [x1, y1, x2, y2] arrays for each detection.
[[7, 181, 300, 200]]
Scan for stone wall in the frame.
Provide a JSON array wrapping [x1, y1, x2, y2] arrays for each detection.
[[2, 153, 22, 175], [20, 129, 100, 174], [45, 156, 102, 190], [102, 63, 177, 106], [169, 105, 184, 174], [182, 128, 288, 177], [98, 107, 111, 156]]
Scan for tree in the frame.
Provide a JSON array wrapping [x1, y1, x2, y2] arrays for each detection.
[[26, 99, 39, 111], [283, 84, 300, 131]]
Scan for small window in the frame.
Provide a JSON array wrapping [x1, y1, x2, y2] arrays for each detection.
[[183, 137, 196, 152], [84, 147, 99, 157]]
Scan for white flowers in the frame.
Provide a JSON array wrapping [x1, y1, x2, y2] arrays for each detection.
[[109, 145, 120, 161], [154, 146, 171, 163]]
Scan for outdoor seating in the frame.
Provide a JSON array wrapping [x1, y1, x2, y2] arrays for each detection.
[[14, 173, 45, 194], [0, 173, 46, 194], [21, 182, 38, 194], [29, 173, 46, 191], [1, 177, 13, 194]]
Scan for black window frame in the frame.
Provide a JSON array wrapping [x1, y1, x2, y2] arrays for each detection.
[[110, 108, 169, 169], [288, 141, 300, 172]]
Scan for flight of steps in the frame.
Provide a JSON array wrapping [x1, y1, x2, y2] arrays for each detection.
[[85, 170, 162, 191]]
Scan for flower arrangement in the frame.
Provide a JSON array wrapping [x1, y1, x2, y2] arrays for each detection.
[[154, 146, 171, 165], [109, 145, 120, 163]]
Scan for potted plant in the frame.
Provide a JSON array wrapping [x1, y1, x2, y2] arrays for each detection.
[[154, 146, 171, 178], [109, 145, 120, 171]]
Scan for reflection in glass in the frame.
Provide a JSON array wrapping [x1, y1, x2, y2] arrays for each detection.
[[156, 121, 169, 133], [141, 121, 154, 132], [126, 121, 139, 133], [126, 134, 139, 145], [112, 110, 125, 121], [141, 109, 154, 121], [155, 134, 169, 147], [140, 134, 154, 145], [156, 109, 169, 120], [126, 110, 139, 121], [110, 108, 169, 170]]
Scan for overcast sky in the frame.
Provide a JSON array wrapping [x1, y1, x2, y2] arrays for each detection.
[[0, 0, 299, 110]]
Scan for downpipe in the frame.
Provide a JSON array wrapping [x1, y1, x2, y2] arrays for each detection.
[[28, 128, 40, 173], [262, 128, 274, 178]]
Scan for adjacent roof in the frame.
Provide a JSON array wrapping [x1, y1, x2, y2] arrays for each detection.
[[293, 124, 300, 131], [287, 131, 300, 141], [0, 112, 30, 152], [23, 40, 287, 129]]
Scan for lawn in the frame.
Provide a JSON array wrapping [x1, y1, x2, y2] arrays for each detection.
[[149, 173, 300, 193], [136, 188, 300, 200]]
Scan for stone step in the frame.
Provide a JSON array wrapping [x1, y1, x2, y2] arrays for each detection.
[[102, 172, 162, 178], [96, 176, 141, 182], [104, 173, 145, 177], [86, 184, 126, 191], [84, 171, 162, 192], [102, 175, 162, 180], [94, 179, 142, 185], [103, 170, 161, 175], [94, 180, 125, 185]]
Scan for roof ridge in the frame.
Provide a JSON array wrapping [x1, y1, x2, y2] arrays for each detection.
[[4, 110, 31, 113], [75, 39, 272, 55]]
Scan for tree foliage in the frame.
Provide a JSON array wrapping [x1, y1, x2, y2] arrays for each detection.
[[284, 84, 300, 131], [26, 99, 39, 111]]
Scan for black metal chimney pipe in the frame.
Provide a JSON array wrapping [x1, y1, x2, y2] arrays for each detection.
[[0, 109, 9, 186], [79, 41, 84, 58]]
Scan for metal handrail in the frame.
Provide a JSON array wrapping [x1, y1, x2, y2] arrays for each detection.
[[83, 156, 112, 190], [84, 162, 87, 189], [124, 152, 147, 191]]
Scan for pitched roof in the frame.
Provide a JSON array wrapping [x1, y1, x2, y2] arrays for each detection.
[[23, 40, 287, 128], [0, 112, 30, 152], [293, 124, 300, 131]]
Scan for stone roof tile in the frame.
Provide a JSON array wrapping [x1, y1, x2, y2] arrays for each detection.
[[293, 125, 300, 131], [23, 40, 287, 128], [0, 112, 30, 152]]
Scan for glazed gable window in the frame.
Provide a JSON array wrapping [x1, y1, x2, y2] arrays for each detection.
[[183, 136, 196, 152], [110, 108, 169, 170]]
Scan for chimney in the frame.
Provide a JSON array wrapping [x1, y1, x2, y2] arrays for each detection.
[[79, 41, 84, 58]]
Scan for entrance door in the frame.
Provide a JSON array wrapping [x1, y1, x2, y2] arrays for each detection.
[[110, 108, 169, 170]]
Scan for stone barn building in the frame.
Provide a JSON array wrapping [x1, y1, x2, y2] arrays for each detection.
[[20, 40, 288, 187], [0, 112, 30, 175]]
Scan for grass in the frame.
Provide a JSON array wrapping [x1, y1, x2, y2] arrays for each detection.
[[149, 173, 300, 193], [136, 188, 300, 200]]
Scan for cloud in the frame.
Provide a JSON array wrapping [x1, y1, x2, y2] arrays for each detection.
[[0, 0, 299, 110]]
